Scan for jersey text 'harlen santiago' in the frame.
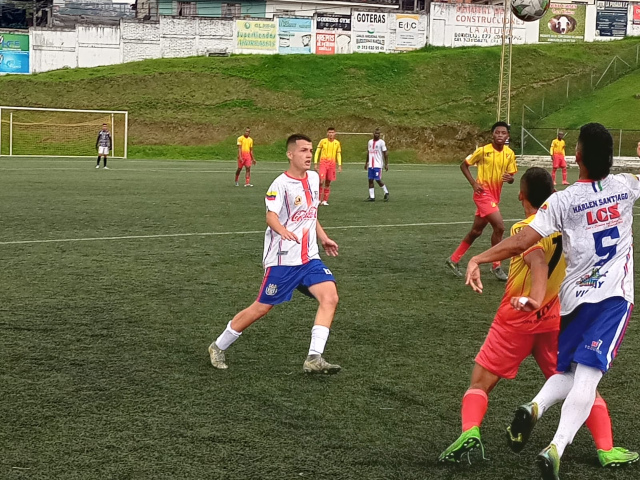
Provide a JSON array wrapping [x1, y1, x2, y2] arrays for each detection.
[[368, 139, 387, 169], [494, 215, 565, 333], [530, 174, 640, 315], [263, 171, 321, 268], [465, 144, 517, 202]]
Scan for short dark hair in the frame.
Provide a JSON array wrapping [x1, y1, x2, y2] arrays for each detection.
[[102, 123, 107, 126], [491, 121, 510, 132], [521, 167, 554, 209], [578, 123, 613, 180], [327, 127, 335, 131], [286, 134, 312, 149]]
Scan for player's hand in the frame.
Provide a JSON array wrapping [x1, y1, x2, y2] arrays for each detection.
[[322, 238, 339, 257], [502, 173, 514, 183], [280, 230, 299, 243], [510, 296, 540, 312], [465, 259, 483, 293], [364, 164, 367, 171], [252, 159, 257, 166], [338, 166, 342, 173], [384, 164, 389, 172], [315, 164, 319, 171], [472, 182, 484, 194]]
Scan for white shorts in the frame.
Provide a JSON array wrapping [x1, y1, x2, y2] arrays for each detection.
[[98, 146, 110, 155]]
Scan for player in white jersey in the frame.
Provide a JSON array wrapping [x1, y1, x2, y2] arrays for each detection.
[[208, 134, 342, 375], [364, 128, 389, 202], [464, 123, 639, 478]]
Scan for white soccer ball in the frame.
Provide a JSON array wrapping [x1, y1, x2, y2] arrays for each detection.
[[511, 0, 550, 22]]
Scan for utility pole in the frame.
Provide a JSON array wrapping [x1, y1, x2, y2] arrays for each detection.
[[496, 0, 514, 124]]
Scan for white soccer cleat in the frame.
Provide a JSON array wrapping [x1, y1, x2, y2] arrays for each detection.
[[303, 354, 341, 374], [320, 201, 329, 206], [208, 343, 228, 369], [244, 184, 254, 187], [96, 165, 100, 169], [103, 166, 109, 170]]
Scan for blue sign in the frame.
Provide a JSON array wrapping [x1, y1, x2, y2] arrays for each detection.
[[278, 17, 313, 54], [0, 51, 30, 74]]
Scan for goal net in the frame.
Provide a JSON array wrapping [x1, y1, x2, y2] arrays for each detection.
[[0, 106, 128, 158]]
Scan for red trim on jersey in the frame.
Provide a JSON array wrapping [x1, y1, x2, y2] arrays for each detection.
[[370, 140, 377, 169], [301, 228, 310, 264], [257, 267, 272, 299], [284, 171, 308, 181], [303, 177, 313, 205]]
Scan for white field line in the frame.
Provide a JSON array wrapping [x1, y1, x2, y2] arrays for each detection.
[[0, 219, 522, 246]]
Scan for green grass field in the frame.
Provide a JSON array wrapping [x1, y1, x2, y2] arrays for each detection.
[[2, 158, 640, 480]]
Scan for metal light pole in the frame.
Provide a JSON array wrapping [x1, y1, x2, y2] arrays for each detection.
[[497, 0, 514, 124]]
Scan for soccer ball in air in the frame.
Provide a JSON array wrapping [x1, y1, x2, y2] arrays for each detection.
[[511, 0, 550, 22]]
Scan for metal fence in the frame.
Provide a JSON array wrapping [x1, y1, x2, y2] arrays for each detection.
[[520, 127, 640, 158]]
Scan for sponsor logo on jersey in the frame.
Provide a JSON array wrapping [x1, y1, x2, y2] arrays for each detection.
[[265, 284, 278, 296], [291, 207, 318, 222], [586, 204, 620, 225], [294, 195, 302, 206], [576, 267, 607, 289], [585, 339, 603, 355], [266, 191, 277, 201], [540, 202, 549, 211]]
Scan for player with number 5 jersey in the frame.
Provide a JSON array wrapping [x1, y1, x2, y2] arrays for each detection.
[[209, 134, 342, 376], [465, 123, 640, 479]]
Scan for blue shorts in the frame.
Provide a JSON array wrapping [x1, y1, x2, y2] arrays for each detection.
[[368, 168, 382, 180], [257, 259, 336, 305], [557, 297, 633, 373]]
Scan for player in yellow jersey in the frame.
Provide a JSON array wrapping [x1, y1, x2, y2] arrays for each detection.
[[314, 127, 342, 206], [439, 168, 636, 468], [446, 122, 517, 281], [236, 127, 256, 187], [550, 131, 569, 186]]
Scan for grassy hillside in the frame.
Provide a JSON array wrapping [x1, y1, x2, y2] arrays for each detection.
[[0, 39, 639, 162]]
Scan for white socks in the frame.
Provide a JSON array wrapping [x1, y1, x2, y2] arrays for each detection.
[[308, 325, 330, 356], [532, 368, 576, 419], [382, 185, 389, 194], [551, 364, 603, 457], [215, 321, 242, 350], [369, 188, 375, 199]]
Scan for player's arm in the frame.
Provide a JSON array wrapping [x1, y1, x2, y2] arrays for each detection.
[[364, 149, 368, 170], [250, 144, 256, 165], [266, 211, 299, 243], [383, 149, 389, 171], [502, 153, 516, 184], [237, 143, 242, 161], [466, 226, 543, 293], [510, 248, 548, 312], [550, 140, 555, 157], [96, 133, 100, 149], [337, 144, 342, 173], [108, 133, 112, 149], [314, 143, 322, 170], [636, 141, 639, 158], [460, 160, 483, 194], [317, 221, 338, 257]]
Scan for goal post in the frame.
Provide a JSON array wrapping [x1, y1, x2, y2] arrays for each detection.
[[0, 106, 129, 158]]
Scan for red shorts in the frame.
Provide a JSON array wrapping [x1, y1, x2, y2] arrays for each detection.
[[318, 160, 337, 182], [475, 322, 558, 380], [238, 152, 252, 168], [473, 191, 500, 218], [552, 153, 566, 169]]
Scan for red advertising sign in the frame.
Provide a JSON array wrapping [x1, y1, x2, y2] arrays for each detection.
[[634, 4, 640, 24], [316, 32, 335, 55]]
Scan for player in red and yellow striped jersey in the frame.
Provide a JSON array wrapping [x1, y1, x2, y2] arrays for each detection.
[[439, 168, 632, 466], [236, 127, 256, 187], [314, 127, 342, 206], [446, 122, 517, 281], [550, 132, 569, 186]]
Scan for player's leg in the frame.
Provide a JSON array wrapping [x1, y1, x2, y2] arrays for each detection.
[[375, 179, 389, 202], [446, 215, 488, 277], [244, 165, 252, 187], [96, 154, 101, 168], [485, 210, 507, 281], [299, 261, 340, 374], [366, 175, 376, 201], [551, 167, 558, 185], [561, 157, 569, 185], [235, 166, 242, 186], [318, 162, 327, 202], [103, 153, 108, 169], [322, 178, 332, 205]]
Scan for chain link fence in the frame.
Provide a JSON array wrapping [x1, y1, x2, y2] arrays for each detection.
[[519, 127, 640, 158]]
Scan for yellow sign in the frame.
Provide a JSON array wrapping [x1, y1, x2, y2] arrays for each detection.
[[236, 21, 277, 51]]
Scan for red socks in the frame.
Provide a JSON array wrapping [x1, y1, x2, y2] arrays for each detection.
[[324, 187, 331, 202], [320, 187, 325, 201], [562, 168, 568, 183], [461, 388, 488, 431], [586, 397, 614, 451], [451, 241, 471, 263]]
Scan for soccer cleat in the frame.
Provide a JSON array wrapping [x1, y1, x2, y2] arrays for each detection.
[[562, 182, 570, 186], [438, 426, 485, 464], [244, 184, 253, 187], [598, 447, 640, 468], [96, 165, 100, 169], [235, 182, 239, 187], [303, 354, 341, 374], [103, 166, 109, 170], [536, 444, 560, 480], [208, 343, 228, 369], [384, 192, 389, 202], [507, 402, 539, 453], [491, 266, 508, 281], [320, 201, 329, 206], [364, 197, 375, 202], [445, 258, 464, 278]]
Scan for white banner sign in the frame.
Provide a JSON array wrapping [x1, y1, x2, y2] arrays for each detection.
[[395, 14, 421, 49], [354, 32, 387, 52], [352, 11, 389, 34]]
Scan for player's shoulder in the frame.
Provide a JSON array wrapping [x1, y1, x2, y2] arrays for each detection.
[[307, 170, 320, 182], [511, 216, 533, 236], [504, 145, 516, 156]]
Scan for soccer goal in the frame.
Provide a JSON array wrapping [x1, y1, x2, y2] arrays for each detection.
[[0, 106, 128, 158]]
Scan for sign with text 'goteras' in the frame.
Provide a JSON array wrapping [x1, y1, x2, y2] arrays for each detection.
[[352, 11, 389, 53]]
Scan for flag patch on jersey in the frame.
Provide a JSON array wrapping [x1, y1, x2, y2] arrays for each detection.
[[266, 191, 277, 201]]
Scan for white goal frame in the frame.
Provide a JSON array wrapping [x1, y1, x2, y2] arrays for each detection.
[[0, 106, 129, 158]]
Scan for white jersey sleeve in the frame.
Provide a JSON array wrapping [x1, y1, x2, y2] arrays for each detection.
[[531, 175, 638, 315]]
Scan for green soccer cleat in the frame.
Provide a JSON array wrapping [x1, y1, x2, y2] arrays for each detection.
[[445, 258, 464, 278], [506, 402, 539, 453], [303, 354, 341, 374], [598, 447, 640, 468], [536, 444, 560, 480], [491, 266, 508, 281], [438, 426, 485, 464], [208, 343, 228, 369]]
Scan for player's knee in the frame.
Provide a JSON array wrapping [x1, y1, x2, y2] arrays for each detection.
[[253, 302, 272, 317], [469, 227, 484, 239], [492, 223, 505, 236], [320, 291, 339, 310]]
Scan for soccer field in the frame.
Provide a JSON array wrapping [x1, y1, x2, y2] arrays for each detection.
[[2, 158, 639, 480]]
